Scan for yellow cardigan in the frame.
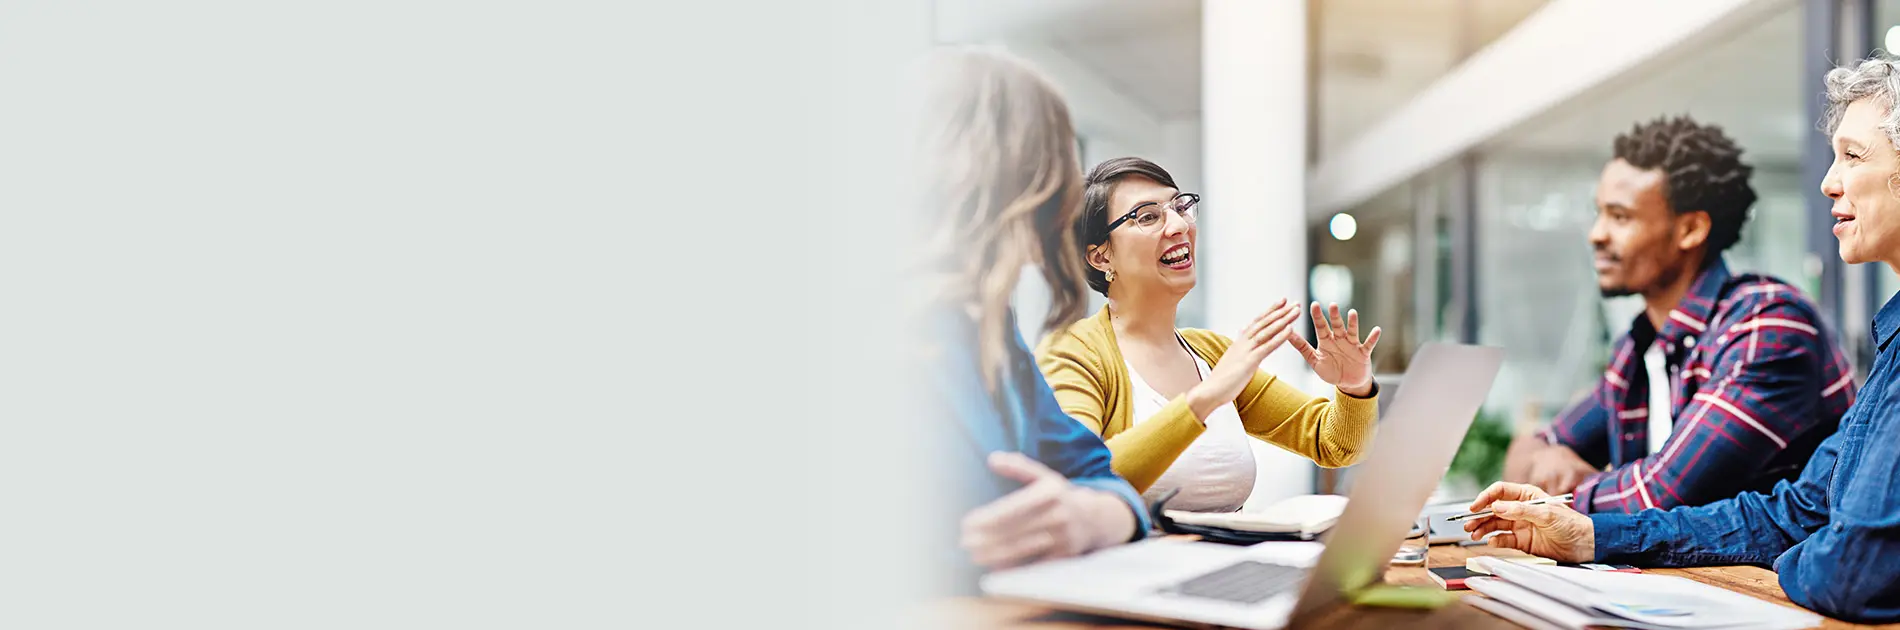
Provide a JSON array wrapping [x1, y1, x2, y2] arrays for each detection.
[[1035, 307, 1379, 493]]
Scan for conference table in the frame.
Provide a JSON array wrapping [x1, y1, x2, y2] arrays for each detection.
[[939, 537, 1900, 629]]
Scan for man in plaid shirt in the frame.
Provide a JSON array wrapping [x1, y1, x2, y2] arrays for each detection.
[[1502, 116, 1856, 514]]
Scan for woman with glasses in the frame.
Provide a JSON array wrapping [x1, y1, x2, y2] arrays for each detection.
[[1035, 157, 1383, 513]]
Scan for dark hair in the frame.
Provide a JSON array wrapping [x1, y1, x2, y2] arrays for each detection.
[[1079, 157, 1179, 295], [1611, 115, 1757, 266]]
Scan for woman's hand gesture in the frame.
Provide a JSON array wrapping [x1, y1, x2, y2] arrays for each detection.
[[1290, 302, 1380, 397]]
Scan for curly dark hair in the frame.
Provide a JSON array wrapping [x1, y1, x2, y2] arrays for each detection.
[[1611, 115, 1757, 266]]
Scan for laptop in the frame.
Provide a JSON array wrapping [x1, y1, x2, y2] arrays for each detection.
[[979, 342, 1504, 630]]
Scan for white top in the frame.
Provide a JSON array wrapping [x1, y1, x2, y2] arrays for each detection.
[[1643, 343, 1674, 454], [1126, 346, 1256, 513]]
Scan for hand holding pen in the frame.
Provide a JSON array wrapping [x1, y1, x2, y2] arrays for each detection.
[[1460, 483, 1595, 563]]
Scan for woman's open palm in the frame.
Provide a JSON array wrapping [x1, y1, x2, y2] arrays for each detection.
[[1289, 302, 1380, 394]]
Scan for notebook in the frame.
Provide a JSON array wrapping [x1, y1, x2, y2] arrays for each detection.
[[1163, 494, 1346, 536]]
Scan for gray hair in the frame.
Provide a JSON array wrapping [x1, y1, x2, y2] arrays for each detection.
[[1824, 55, 1900, 150]]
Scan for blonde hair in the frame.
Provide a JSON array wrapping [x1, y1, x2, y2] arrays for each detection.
[[913, 49, 1088, 391]]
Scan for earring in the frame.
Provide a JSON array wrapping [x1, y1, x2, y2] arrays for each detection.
[[1106, 270, 1117, 283]]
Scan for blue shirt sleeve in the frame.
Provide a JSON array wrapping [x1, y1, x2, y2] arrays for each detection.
[[1014, 329, 1151, 539], [1773, 405, 1900, 623], [1589, 321, 1900, 623], [1591, 423, 1839, 567]]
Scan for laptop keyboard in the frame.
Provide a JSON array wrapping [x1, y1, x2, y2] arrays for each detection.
[[1164, 560, 1305, 604]]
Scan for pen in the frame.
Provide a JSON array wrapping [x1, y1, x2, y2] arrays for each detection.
[[1445, 493, 1574, 522]]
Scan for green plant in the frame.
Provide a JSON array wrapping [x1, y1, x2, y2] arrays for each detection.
[[1448, 408, 1514, 489]]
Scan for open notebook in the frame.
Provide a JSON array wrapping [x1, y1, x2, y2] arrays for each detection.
[[1162, 494, 1347, 537]]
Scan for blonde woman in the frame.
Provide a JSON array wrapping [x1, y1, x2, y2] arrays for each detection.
[[909, 50, 1144, 576], [1037, 157, 1382, 512]]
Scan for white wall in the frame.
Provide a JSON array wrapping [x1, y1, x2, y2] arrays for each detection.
[[1006, 43, 1164, 159]]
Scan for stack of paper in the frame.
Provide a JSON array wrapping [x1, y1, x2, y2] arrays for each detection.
[[1464, 556, 1821, 630], [1164, 494, 1346, 536], [1466, 555, 1557, 572]]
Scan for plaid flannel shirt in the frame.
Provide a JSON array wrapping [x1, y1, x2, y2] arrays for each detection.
[[1542, 261, 1856, 514]]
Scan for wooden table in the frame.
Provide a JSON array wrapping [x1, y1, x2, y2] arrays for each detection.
[[939, 539, 1900, 629]]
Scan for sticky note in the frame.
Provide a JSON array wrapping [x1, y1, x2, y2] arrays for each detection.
[[1349, 584, 1458, 609]]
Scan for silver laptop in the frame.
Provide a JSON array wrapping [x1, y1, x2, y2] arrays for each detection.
[[979, 342, 1503, 630]]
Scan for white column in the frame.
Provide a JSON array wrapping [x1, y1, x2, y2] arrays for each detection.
[[1204, 0, 1314, 505]]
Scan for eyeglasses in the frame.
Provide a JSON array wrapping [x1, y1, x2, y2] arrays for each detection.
[[1101, 193, 1199, 239]]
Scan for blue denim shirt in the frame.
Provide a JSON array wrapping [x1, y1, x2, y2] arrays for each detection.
[[920, 305, 1148, 587], [1591, 290, 1900, 623]]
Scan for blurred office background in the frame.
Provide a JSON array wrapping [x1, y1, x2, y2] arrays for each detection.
[[937, 0, 1900, 503]]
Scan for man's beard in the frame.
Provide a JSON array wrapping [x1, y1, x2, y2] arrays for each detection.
[[1595, 249, 1634, 298]]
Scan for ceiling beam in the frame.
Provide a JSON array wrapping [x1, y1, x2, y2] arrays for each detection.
[[1307, 0, 1795, 218]]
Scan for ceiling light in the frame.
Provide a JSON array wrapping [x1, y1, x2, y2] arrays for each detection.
[[1330, 213, 1358, 241]]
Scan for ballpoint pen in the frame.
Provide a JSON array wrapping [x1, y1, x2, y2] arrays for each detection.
[[1445, 493, 1574, 522]]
